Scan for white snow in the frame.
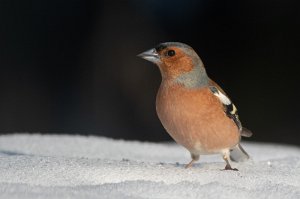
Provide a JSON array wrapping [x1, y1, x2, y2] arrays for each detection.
[[0, 134, 299, 199]]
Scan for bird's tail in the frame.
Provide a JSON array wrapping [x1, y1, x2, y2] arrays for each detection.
[[230, 144, 250, 162], [241, 127, 253, 137]]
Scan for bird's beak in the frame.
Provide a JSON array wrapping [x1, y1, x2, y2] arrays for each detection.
[[137, 48, 160, 64]]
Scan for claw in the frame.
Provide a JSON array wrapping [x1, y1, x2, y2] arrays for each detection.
[[185, 159, 195, 168], [222, 150, 239, 171], [223, 164, 238, 171]]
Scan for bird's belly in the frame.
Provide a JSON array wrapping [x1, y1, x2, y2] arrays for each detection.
[[156, 86, 240, 154]]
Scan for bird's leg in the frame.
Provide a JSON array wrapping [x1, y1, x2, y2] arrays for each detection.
[[222, 151, 238, 171], [185, 153, 199, 168], [185, 159, 195, 169]]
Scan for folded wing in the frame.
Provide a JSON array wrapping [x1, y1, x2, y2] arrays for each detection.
[[209, 85, 253, 138]]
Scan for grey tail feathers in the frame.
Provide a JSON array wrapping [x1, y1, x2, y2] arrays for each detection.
[[241, 127, 253, 137], [230, 144, 250, 162]]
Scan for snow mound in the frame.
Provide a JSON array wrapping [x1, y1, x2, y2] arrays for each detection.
[[0, 134, 299, 199]]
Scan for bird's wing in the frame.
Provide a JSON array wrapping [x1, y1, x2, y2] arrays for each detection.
[[209, 86, 241, 130], [208, 84, 252, 137]]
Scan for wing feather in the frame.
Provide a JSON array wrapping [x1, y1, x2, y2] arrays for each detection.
[[209, 85, 252, 137]]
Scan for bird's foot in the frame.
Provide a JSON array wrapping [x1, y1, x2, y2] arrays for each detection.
[[223, 164, 238, 171], [185, 160, 195, 169]]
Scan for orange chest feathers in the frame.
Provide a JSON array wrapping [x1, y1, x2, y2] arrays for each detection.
[[156, 83, 240, 153]]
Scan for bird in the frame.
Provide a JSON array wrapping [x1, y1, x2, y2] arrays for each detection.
[[138, 42, 252, 170]]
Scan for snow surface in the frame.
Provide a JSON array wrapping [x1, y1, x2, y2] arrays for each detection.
[[0, 134, 299, 199]]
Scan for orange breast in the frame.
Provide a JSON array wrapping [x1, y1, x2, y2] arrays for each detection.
[[156, 82, 240, 154]]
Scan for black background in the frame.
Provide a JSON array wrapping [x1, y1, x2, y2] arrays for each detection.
[[0, 0, 299, 145]]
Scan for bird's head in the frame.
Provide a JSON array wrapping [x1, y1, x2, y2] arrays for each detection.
[[138, 42, 208, 87]]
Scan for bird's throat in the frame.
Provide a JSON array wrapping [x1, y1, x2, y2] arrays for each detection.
[[174, 65, 209, 89]]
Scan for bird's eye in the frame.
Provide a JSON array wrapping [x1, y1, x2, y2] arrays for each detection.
[[167, 50, 175, 57]]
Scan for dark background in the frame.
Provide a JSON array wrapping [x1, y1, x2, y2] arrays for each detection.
[[0, 0, 299, 145]]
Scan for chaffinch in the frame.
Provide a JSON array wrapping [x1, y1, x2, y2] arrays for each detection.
[[138, 42, 252, 170]]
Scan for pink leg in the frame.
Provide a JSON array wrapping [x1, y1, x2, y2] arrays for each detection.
[[222, 150, 238, 171], [185, 153, 199, 169]]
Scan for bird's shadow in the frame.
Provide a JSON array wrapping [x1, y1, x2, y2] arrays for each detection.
[[157, 161, 227, 170], [0, 150, 27, 156], [158, 161, 207, 169]]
